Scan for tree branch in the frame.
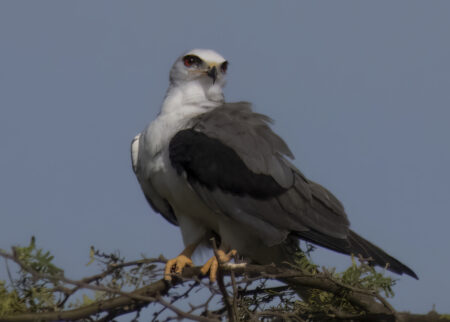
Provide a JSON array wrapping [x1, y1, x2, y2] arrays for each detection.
[[0, 248, 442, 322], [0, 261, 394, 321]]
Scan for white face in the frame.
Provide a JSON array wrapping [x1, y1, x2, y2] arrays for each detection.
[[169, 49, 228, 87]]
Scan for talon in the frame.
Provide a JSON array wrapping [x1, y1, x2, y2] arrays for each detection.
[[164, 243, 199, 281], [200, 256, 215, 275], [210, 257, 219, 282], [219, 249, 237, 262], [164, 254, 193, 281], [200, 249, 237, 282]]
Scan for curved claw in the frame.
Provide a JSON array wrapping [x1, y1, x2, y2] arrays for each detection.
[[164, 254, 193, 281], [200, 249, 237, 282]]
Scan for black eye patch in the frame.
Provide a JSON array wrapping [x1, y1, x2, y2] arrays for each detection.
[[183, 55, 203, 67]]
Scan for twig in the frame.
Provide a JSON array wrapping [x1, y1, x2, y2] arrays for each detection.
[[156, 295, 220, 322], [253, 310, 306, 322], [230, 270, 239, 321], [210, 238, 235, 322], [0, 247, 398, 322], [4, 258, 16, 292], [152, 281, 198, 321]]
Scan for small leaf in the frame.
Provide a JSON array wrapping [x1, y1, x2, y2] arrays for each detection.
[[86, 246, 95, 266]]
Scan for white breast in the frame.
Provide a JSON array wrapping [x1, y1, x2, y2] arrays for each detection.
[[135, 79, 225, 249], [136, 106, 221, 247]]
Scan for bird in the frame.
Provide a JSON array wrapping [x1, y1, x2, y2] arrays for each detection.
[[131, 49, 417, 282]]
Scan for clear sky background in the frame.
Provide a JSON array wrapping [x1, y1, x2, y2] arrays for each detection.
[[1, 1, 449, 315]]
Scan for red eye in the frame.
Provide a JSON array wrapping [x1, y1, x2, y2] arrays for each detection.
[[183, 55, 202, 67], [220, 61, 228, 73]]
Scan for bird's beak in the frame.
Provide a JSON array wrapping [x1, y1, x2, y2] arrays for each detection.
[[206, 65, 218, 84]]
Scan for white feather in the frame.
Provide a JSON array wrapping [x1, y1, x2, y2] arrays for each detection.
[[133, 50, 227, 247]]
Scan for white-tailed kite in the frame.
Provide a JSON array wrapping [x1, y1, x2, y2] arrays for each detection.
[[131, 49, 417, 281]]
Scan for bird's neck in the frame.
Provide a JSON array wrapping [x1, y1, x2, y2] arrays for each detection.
[[160, 80, 224, 116], [143, 80, 225, 161]]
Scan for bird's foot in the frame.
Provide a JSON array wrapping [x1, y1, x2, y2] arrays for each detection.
[[164, 243, 199, 281], [164, 254, 193, 281], [200, 249, 237, 282]]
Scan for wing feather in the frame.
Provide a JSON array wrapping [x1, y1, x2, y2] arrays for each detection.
[[165, 101, 417, 278], [169, 102, 350, 243], [131, 134, 178, 226]]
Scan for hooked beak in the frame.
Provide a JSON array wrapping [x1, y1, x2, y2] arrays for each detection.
[[206, 66, 217, 84]]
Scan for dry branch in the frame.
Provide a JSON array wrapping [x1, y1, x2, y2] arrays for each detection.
[[0, 247, 444, 321]]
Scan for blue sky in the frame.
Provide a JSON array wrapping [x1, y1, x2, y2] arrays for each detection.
[[1, 1, 449, 315]]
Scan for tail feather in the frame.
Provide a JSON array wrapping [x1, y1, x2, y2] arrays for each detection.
[[295, 229, 418, 279], [347, 230, 418, 279]]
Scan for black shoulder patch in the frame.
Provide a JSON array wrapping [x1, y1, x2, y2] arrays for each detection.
[[169, 129, 286, 199]]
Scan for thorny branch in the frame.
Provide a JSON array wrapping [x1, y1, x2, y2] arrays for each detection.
[[0, 246, 440, 321]]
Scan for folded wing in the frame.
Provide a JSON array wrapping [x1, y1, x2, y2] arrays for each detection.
[[168, 102, 417, 279]]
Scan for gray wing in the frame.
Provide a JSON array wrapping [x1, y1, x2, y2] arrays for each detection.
[[168, 104, 419, 280], [169, 102, 349, 247], [131, 134, 178, 226]]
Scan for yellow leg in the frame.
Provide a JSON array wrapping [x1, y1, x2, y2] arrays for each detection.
[[200, 249, 237, 282], [164, 243, 198, 281]]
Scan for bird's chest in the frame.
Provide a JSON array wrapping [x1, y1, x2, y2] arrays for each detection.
[[150, 149, 222, 242], [141, 116, 220, 230]]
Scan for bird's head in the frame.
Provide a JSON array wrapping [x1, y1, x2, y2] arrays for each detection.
[[169, 49, 228, 89]]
